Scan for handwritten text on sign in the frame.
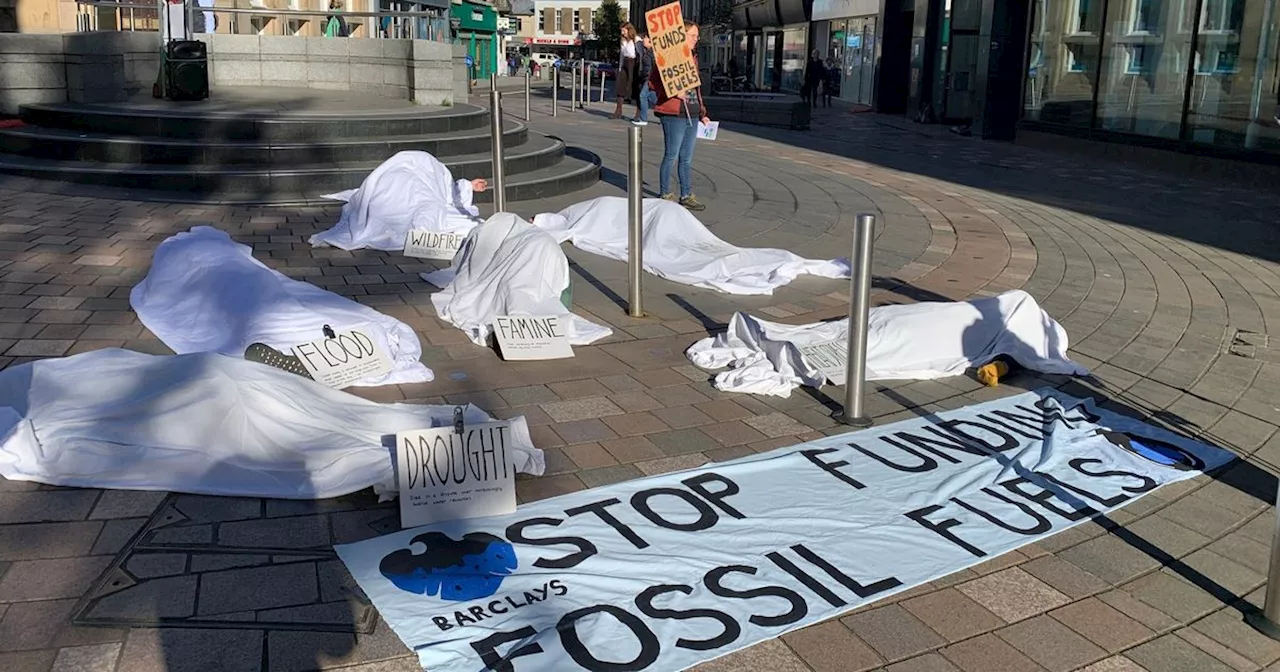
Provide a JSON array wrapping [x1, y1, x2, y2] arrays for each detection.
[[404, 229, 467, 261], [396, 422, 516, 528], [290, 327, 394, 388], [799, 339, 848, 385], [493, 315, 574, 360], [645, 1, 700, 97]]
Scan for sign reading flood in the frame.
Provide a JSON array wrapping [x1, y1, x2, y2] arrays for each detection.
[[492, 315, 574, 360], [395, 422, 516, 528], [645, 1, 701, 97], [290, 326, 394, 388]]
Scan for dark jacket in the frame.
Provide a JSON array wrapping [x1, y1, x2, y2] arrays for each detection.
[[648, 56, 708, 119], [636, 41, 655, 82]]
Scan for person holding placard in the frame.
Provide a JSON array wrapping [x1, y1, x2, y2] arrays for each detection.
[[649, 20, 710, 212]]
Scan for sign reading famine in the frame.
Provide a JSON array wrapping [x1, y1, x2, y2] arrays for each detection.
[[645, 1, 700, 97], [395, 422, 517, 529], [290, 326, 394, 388], [492, 315, 574, 361], [338, 390, 1233, 672]]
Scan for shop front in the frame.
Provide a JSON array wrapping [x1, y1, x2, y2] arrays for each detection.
[[750, 24, 809, 92], [810, 0, 881, 105], [451, 0, 499, 79]]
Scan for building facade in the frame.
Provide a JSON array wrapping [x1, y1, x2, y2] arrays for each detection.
[[514, 0, 629, 56], [452, 0, 499, 76]]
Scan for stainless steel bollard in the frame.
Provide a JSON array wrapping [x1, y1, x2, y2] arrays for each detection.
[[571, 67, 578, 110], [552, 69, 558, 117], [524, 70, 531, 121], [627, 125, 644, 317], [1247, 482, 1280, 640], [489, 74, 507, 213], [579, 60, 587, 109], [833, 213, 875, 428], [599, 70, 606, 103]]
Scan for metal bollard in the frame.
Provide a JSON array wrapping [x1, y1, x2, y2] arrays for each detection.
[[524, 70, 531, 121], [552, 69, 558, 117], [579, 60, 587, 109], [833, 213, 875, 428], [1247, 484, 1280, 640], [489, 74, 507, 213], [599, 69, 606, 103], [571, 67, 578, 110], [627, 125, 644, 317]]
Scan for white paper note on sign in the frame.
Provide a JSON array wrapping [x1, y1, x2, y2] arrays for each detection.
[[492, 315, 574, 361], [798, 339, 847, 385], [289, 326, 395, 388], [404, 229, 467, 260], [395, 422, 517, 528], [696, 120, 719, 140]]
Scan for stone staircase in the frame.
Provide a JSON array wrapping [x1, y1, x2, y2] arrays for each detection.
[[0, 93, 599, 204]]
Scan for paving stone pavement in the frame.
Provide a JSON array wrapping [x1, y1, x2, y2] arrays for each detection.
[[1, 91, 1280, 672]]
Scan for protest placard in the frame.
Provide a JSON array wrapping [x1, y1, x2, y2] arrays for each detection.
[[290, 326, 394, 388], [645, 1, 701, 97], [799, 339, 848, 385], [696, 120, 719, 140], [395, 421, 517, 528], [404, 229, 468, 260], [492, 315, 574, 360]]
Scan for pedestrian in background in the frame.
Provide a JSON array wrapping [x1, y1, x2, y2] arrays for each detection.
[[823, 56, 839, 107], [613, 23, 638, 120], [651, 20, 710, 211], [803, 49, 824, 107], [632, 32, 656, 125]]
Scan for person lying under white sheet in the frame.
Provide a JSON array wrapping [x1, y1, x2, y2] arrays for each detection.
[[312, 150, 487, 251], [533, 196, 849, 295], [0, 349, 543, 499], [687, 290, 1088, 397], [423, 213, 613, 347], [131, 226, 432, 387]]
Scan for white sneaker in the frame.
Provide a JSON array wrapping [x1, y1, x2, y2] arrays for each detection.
[[632, 120, 648, 126]]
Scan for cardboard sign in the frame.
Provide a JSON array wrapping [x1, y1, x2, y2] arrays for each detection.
[[290, 327, 394, 388], [645, 1, 701, 97], [405, 229, 467, 261], [696, 120, 719, 140], [395, 422, 516, 528], [338, 390, 1234, 672], [492, 315, 574, 361], [799, 339, 848, 385]]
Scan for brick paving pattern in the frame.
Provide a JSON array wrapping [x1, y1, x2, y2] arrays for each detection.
[[1, 90, 1279, 672]]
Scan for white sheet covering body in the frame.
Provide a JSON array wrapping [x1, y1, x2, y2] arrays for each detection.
[[312, 151, 482, 251], [423, 213, 612, 346], [533, 196, 849, 295], [0, 350, 544, 499], [687, 290, 1088, 396], [130, 226, 431, 387]]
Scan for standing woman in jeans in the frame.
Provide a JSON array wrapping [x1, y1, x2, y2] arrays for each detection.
[[650, 20, 710, 211], [612, 23, 639, 120]]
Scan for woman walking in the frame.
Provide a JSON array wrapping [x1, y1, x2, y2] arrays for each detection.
[[803, 49, 824, 107], [613, 23, 639, 120], [651, 20, 710, 211]]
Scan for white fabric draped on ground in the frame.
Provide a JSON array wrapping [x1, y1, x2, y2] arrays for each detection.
[[0, 349, 544, 499], [422, 213, 613, 346], [687, 290, 1088, 397], [532, 196, 849, 295], [312, 151, 482, 251], [131, 226, 432, 387]]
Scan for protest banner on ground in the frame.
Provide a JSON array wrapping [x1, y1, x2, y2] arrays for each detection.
[[645, 1, 700, 97], [337, 389, 1232, 672], [405, 230, 467, 260], [396, 422, 517, 528], [290, 326, 394, 388], [493, 315, 574, 360]]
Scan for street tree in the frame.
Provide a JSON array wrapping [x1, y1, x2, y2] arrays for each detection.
[[592, 0, 625, 61]]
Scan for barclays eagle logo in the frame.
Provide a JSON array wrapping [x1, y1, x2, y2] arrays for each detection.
[[379, 531, 517, 601]]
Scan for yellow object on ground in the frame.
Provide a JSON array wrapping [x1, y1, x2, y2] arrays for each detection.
[[977, 360, 1010, 387]]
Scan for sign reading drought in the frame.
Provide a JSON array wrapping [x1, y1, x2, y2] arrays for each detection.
[[492, 315, 574, 360], [405, 229, 467, 261], [338, 390, 1233, 672], [645, 1, 701, 97], [290, 326, 394, 388], [395, 422, 517, 528]]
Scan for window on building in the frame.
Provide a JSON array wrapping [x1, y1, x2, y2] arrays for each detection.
[[573, 11, 581, 31], [1130, 0, 1158, 31], [1070, 0, 1100, 32], [539, 12, 545, 31], [1124, 44, 1148, 73], [555, 9, 562, 32], [1065, 48, 1087, 72], [590, 10, 597, 32], [1199, 0, 1245, 30]]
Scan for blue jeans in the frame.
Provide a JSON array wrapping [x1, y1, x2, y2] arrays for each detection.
[[659, 114, 697, 198], [637, 81, 657, 122]]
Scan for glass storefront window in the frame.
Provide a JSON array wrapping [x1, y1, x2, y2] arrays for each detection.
[[1025, 0, 1280, 156], [781, 25, 808, 92]]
